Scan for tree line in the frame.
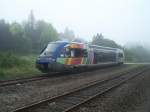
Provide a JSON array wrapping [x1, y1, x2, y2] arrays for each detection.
[[0, 11, 150, 62], [0, 11, 75, 54], [92, 33, 150, 62]]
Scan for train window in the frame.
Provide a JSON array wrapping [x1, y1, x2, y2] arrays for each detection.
[[70, 48, 86, 58], [60, 54, 64, 57], [94, 52, 99, 63], [74, 49, 82, 57], [83, 49, 88, 57], [70, 49, 75, 57], [93, 50, 117, 63], [65, 47, 71, 57], [40, 43, 59, 56], [60, 48, 65, 57], [108, 52, 116, 61], [119, 53, 123, 57], [64, 48, 87, 58]]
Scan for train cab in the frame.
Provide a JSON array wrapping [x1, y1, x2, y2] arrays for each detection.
[[36, 41, 69, 72], [117, 49, 124, 64]]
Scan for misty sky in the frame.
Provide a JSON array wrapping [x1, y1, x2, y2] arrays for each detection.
[[0, 0, 150, 45]]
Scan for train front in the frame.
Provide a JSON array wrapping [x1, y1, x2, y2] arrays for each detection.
[[36, 41, 68, 72]]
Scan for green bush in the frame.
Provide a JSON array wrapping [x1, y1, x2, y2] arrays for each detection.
[[0, 52, 41, 80], [0, 52, 29, 68]]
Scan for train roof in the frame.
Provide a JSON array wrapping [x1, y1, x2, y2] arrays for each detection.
[[48, 41, 123, 52], [89, 44, 121, 51], [49, 41, 69, 44], [49, 41, 85, 46]]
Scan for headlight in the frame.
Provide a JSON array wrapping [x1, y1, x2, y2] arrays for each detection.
[[52, 58, 56, 61], [48, 58, 55, 62], [37, 57, 40, 61]]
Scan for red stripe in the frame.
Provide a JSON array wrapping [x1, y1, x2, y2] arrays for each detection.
[[71, 58, 82, 65]]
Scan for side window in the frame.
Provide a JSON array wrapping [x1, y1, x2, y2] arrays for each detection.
[[64, 48, 88, 58], [119, 53, 123, 57], [74, 49, 82, 57], [65, 47, 71, 58], [60, 48, 65, 58], [70, 49, 75, 57]]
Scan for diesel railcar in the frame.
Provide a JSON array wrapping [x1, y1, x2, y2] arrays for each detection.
[[36, 41, 124, 72]]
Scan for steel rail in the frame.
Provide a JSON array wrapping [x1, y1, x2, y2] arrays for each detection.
[[63, 66, 149, 112], [0, 72, 60, 87], [0, 64, 127, 87], [12, 65, 148, 112]]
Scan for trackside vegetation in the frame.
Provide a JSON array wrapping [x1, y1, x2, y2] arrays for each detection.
[[0, 53, 41, 80]]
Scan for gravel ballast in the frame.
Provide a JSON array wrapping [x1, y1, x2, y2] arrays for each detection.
[[75, 66, 150, 112], [0, 64, 140, 112]]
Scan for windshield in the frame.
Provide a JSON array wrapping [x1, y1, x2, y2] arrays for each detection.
[[40, 43, 59, 56]]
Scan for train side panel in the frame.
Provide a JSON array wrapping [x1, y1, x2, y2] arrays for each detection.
[[36, 41, 124, 72]]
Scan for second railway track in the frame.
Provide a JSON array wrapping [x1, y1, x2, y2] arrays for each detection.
[[12, 65, 150, 112], [0, 72, 61, 87], [0, 64, 129, 87]]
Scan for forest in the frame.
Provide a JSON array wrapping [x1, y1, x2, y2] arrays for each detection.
[[0, 11, 150, 62]]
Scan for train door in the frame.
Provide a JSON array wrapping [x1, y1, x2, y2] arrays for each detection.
[[56, 47, 67, 64], [88, 49, 94, 64]]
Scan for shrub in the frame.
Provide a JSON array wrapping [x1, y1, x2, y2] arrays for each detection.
[[0, 52, 29, 68]]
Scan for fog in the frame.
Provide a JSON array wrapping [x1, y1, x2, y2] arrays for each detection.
[[0, 0, 150, 45]]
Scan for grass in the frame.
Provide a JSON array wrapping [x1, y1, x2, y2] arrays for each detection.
[[0, 52, 41, 80]]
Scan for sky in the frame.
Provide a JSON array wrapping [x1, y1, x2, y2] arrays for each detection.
[[0, 0, 150, 46]]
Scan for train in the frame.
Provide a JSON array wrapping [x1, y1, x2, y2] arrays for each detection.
[[36, 41, 124, 72]]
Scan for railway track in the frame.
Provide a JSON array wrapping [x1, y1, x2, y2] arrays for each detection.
[[0, 68, 112, 87], [0, 72, 61, 87], [12, 65, 149, 112], [0, 64, 127, 87]]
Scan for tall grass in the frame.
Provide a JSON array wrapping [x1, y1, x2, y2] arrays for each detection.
[[0, 52, 41, 80]]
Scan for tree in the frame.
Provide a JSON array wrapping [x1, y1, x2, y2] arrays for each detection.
[[23, 11, 59, 53], [124, 45, 150, 62], [0, 20, 13, 51], [36, 20, 59, 51], [23, 10, 37, 51], [10, 22, 24, 38], [9, 22, 32, 53], [28, 10, 35, 30], [92, 33, 121, 48], [59, 28, 75, 41]]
